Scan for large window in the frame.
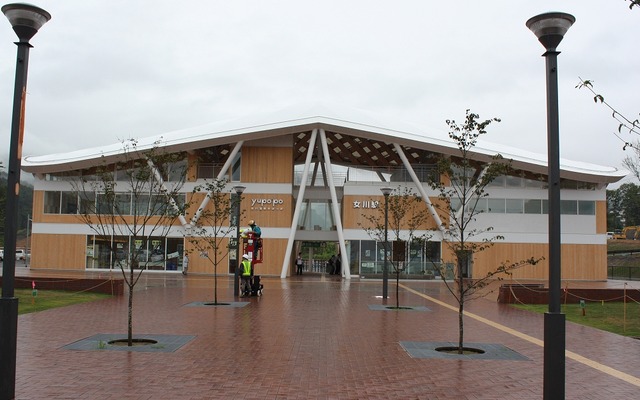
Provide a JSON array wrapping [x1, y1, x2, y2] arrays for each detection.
[[358, 239, 442, 278], [86, 235, 185, 272], [488, 174, 593, 190], [43, 191, 78, 214], [448, 196, 596, 216], [297, 200, 338, 231]]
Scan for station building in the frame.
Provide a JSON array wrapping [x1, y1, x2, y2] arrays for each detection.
[[22, 104, 626, 280]]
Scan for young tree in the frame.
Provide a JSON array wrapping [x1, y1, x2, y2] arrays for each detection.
[[429, 110, 543, 354], [188, 178, 240, 304], [360, 185, 431, 308], [73, 139, 188, 346]]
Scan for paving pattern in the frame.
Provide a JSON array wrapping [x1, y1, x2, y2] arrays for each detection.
[[9, 271, 640, 399]]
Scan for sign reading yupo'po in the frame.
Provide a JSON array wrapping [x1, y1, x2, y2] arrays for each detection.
[[251, 198, 285, 211]]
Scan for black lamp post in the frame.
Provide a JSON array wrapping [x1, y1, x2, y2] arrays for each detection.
[[232, 185, 245, 296], [380, 187, 392, 299], [527, 11, 575, 400], [0, 3, 50, 399]]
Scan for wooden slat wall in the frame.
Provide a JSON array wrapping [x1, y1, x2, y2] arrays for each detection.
[[342, 194, 442, 230], [259, 239, 288, 276], [184, 237, 232, 274], [242, 147, 293, 183], [465, 242, 607, 281], [240, 194, 292, 228], [30, 233, 87, 270], [596, 200, 607, 234], [183, 237, 287, 277]]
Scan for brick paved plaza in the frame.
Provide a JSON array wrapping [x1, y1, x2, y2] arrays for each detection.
[[10, 271, 640, 399]]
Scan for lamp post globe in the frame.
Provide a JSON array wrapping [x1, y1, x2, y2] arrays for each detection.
[[0, 4, 50, 398], [527, 11, 574, 400]]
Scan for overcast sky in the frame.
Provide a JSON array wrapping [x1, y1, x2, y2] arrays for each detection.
[[0, 1, 638, 187]]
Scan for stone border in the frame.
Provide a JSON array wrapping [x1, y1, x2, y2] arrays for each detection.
[[62, 334, 196, 353], [184, 301, 249, 308], [400, 341, 530, 361], [368, 304, 430, 312]]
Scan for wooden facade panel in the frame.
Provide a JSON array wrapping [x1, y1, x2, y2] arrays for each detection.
[[183, 237, 287, 277], [596, 200, 607, 234], [242, 147, 293, 183], [259, 239, 288, 276], [342, 194, 442, 230], [184, 237, 232, 274], [32, 191, 44, 221], [241, 194, 292, 228], [470, 242, 607, 281], [30, 233, 86, 271]]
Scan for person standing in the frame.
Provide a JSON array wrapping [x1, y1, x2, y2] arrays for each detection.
[[295, 253, 304, 275], [240, 254, 253, 296], [328, 254, 337, 274], [182, 254, 189, 275]]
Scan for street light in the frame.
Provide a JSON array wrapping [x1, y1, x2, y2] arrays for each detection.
[[0, 3, 50, 398], [527, 11, 575, 400], [232, 185, 245, 296], [380, 187, 392, 299]]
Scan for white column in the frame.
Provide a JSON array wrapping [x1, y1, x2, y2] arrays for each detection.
[[319, 129, 350, 279], [146, 158, 189, 228], [280, 129, 318, 278], [191, 140, 244, 226], [393, 143, 446, 235]]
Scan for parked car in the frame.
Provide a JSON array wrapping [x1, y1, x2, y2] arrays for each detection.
[[0, 249, 4, 261], [15, 249, 26, 261]]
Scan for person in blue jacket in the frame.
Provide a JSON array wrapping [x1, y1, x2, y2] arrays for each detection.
[[248, 220, 261, 238]]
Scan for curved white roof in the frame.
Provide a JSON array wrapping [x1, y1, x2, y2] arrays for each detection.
[[22, 102, 626, 184]]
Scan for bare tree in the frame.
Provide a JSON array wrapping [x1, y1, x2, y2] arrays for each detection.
[[576, 78, 640, 180], [576, 78, 639, 150], [73, 139, 188, 346], [188, 178, 240, 305], [429, 110, 543, 353], [360, 185, 431, 308]]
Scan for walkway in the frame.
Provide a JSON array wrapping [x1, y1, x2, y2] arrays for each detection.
[[10, 271, 640, 399]]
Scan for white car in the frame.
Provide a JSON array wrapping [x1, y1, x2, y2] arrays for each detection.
[[15, 249, 26, 261], [0, 249, 3, 261]]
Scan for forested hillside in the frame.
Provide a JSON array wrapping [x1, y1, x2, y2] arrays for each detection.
[[0, 172, 34, 246]]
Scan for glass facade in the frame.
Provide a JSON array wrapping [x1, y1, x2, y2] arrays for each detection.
[[355, 239, 442, 278], [297, 200, 338, 230], [86, 235, 185, 272]]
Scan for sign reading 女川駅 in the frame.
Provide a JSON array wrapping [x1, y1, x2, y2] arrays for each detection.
[[352, 199, 380, 209]]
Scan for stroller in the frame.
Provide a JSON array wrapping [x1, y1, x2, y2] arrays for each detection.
[[242, 275, 263, 297]]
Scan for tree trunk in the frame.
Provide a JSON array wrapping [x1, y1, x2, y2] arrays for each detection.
[[458, 300, 464, 354], [213, 262, 218, 304], [127, 268, 134, 346], [457, 252, 465, 354], [396, 270, 400, 308]]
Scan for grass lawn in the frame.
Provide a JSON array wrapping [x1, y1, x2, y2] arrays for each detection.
[[513, 302, 640, 338], [16, 288, 111, 315]]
